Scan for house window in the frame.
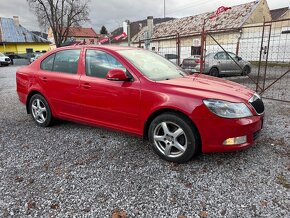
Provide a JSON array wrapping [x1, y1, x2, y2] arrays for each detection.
[[191, 46, 201, 55], [26, 48, 33, 53]]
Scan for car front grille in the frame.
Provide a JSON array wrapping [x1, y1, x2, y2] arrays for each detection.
[[5, 58, 10, 62], [249, 94, 264, 115]]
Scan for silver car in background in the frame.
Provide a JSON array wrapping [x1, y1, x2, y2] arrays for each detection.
[[180, 55, 201, 72], [195, 51, 251, 77]]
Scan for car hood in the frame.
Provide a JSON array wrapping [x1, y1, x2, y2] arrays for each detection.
[[157, 74, 254, 102], [0, 55, 9, 59]]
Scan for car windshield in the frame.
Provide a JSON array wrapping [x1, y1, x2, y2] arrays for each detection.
[[0, 53, 5, 57], [118, 49, 188, 81]]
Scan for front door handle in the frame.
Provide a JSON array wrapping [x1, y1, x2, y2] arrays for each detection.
[[81, 83, 91, 89]]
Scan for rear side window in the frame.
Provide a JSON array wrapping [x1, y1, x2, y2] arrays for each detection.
[[40, 49, 80, 74], [53, 50, 81, 74], [41, 54, 55, 71]]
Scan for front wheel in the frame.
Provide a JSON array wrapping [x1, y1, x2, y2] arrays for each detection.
[[242, 66, 251, 76], [29, 94, 54, 127], [148, 113, 199, 163]]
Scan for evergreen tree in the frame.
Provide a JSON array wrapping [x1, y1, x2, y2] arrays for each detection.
[[100, 26, 108, 34]]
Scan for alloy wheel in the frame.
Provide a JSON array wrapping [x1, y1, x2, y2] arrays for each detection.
[[153, 121, 188, 158], [31, 98, 47, 124]]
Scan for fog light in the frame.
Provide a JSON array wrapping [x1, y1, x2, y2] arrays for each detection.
[[223, 136, 247, 145]]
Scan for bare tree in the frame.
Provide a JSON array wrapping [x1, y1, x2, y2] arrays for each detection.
[[28, 0, 90, 47]]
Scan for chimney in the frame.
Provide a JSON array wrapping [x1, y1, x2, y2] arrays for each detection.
[[13, 16, 20, 26], [123, 20, 128, 34], [147, 16, 153, 39]]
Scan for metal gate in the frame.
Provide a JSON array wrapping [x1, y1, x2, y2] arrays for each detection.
[[198, 19, 290, 103]]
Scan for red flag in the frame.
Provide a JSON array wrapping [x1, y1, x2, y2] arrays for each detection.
[[114, 32, 127, 41], [99, 38, 109, 44], [209, 6, 231, 19]]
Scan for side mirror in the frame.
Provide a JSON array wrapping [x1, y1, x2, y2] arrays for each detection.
[[237, 56, 242, 61], [106, 69, 131, 81]]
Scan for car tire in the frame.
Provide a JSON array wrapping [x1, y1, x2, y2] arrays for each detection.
[[242, 66, 251, 76], [209, 68, 219, 77], [148, 112, 199, 163], [29, 94, 54, 127]]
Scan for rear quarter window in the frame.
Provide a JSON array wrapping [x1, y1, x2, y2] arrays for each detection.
[[41, 54, 55, 71]]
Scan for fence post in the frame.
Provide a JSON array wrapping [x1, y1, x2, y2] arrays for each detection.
[[176, 33, 180, 66], [256, 20, 266, 92], [262, 23, 272, 91], [200, 20, 206, 74]]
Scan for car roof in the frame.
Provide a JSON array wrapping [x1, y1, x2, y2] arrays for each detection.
[[54, 45, 137, 52]]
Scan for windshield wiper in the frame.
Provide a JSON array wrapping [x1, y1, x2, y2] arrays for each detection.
[[179, 72, 185, 77]]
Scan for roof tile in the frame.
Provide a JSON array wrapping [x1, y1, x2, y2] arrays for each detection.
[[64, 27, 99, 38], [132, 1, 259, 42]]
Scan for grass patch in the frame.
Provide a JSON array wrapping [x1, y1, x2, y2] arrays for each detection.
[[250, 61, 290, 67]]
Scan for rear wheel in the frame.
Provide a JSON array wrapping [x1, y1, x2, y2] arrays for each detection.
[[29, 94, 54, 127], [148, 113, 199, 163], [209, 68, 219, 77], [242, 66, 251, 76]]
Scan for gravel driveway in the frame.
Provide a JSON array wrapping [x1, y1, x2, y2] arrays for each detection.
[[0, 65, 289, 217]]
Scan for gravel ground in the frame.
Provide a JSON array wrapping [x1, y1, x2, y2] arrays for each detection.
[[0, 65, 289, 217]]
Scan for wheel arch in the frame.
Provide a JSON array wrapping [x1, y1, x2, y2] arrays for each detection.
[[209, 66, 220, 72], [245, 64, 251, 72], [26, 90, 48, 114], [143, 108, 202, 152]]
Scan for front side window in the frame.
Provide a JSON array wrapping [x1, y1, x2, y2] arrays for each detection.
[[86, 50, 126, 78], [215, 52, 228, 60], [228, 52, 237, 60], [53, 50, 81, 74]]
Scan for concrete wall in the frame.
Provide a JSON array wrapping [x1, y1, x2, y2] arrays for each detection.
[[245, 0, 271, 24]]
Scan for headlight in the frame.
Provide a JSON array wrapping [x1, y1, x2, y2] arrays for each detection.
[[249, 93, 261, 103], [203, 99, 253, 118]]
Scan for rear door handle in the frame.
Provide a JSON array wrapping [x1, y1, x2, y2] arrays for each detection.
[[40, 76, 48, 82], [81, 83, 91, 89]]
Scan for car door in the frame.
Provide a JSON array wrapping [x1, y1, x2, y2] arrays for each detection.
[[37, 49, 83, 117], [214, 52, 228, 73], [79, 49, 142, 133], [227, 52, 242, 74]]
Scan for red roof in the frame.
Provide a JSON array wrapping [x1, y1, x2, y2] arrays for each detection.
[[64, 27, 99, 38]]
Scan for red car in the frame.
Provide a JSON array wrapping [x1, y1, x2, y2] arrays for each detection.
[[16, 45, 264, 163]]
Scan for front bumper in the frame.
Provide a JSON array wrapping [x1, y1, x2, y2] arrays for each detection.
[[193, 113, 264, 153], [0, 60, 11, 65]]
